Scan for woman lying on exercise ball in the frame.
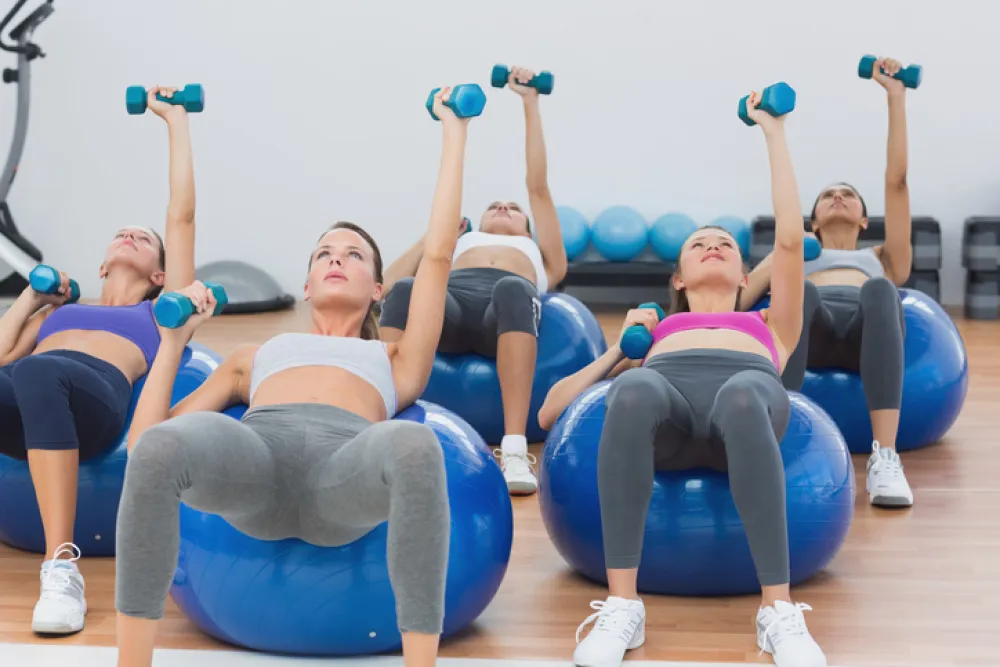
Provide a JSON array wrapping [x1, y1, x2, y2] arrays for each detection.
[[742, 56, 913, 509], [0, 87, 197, 636], [379, 66, 567, 496], [539, 92, 826, 667], [114, 88, 471, 667]]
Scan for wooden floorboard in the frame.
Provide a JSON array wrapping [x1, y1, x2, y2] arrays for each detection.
[[1, 304, 998, 665]]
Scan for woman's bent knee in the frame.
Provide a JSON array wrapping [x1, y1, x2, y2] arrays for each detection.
[[607, 368, 665, 414]]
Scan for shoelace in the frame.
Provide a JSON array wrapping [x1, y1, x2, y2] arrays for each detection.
[[40, 542, 82, 598], [758, 602, 812, 655], [493, 449, 537, 475], [870, 442, 904, 479], [575, 599, 636, 644]]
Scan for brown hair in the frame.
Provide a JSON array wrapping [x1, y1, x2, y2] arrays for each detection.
[[309, 221, 384, 340], [809, 182, 868, 243], [143, 228, 167, 301], [667, 225, 747, 315]]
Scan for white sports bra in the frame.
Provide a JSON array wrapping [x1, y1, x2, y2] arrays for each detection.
[[249, 332, 398, 418], [453, 231, 548, 293]]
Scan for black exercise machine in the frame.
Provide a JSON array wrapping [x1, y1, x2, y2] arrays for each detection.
[[0, 0, 52, 295]]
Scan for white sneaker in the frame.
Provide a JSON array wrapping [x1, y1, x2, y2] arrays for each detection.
[[494, 448, 538, 495], [573, 597, 645, 667], [756, 600, 827, 666], [32, 543, 87, 635], [866, 441, 913, 507]]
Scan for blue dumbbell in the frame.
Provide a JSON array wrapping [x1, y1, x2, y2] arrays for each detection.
[[29, 264, 80, 303], [426, 84, 487, 121], [738, 82, 796, 127], [804, 235, 821, 261], [126, 84, 205, 115], [858, 55, 922, 90], [620, 302, 666, 360], [154, 282, 228, 328]]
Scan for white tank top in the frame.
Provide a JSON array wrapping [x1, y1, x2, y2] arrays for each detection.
[[249, 332, 398, 417], [453, 231, 548, 293]]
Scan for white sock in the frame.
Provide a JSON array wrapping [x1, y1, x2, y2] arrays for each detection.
[[500, 434, 527, 456]]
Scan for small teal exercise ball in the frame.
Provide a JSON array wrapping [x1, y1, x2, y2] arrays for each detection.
[[591, 206, 649, 262], [650, 213, 698, 262], [556, 206, 591, 260]]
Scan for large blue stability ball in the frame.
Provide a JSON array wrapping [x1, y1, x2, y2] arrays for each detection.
[[0, 343, 221, 556], [539, 381, 854, 596], [591, 206, 649, 261], [421, 292, 607, 444], [802, 289, 967, 453], [751, 289, 968, 453], [556, 206, 591, 260], [649, 212, 698, 261], [170, 400, 513, 656], [710, 215, 751, 257]]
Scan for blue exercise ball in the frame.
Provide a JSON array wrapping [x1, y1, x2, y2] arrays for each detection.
[[556, 206, 591, 260], [169, 400, 513, 656], [710, 215, 751, 257], [0, 343, 222, 556], [421, 292, 607, 445], [751, 289, 969, 453], [591, 206, 649, 261], [538, 381, 854, 595], [649, 212, 698, 261]]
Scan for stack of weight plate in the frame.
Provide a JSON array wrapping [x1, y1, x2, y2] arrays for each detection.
[[962, 217, 1000, 319], [749, 216, 943, 302]]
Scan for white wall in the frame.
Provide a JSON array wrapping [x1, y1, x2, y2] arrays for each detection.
[[0, 0, 997, 304]]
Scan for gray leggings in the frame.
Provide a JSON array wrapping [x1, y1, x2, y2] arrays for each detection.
[[781, 278, 904, 411], [115, 403, 450, 635], [599, 350, 791, 586]]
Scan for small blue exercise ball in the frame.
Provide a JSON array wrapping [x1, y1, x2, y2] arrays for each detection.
[[591, 206, 649, 261], [710, 215, 751, 258], [0, 343, 222, 555], [539, 381, 854, 595], [170, 400, 513, 656], [649, 212, 698, 261], [556, 206, 591, 260], [421, 292, 607, 444]]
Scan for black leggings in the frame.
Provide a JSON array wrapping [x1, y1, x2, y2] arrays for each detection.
[[599, 350, 791, 586], [781, 278, 904, 411], [0, 350, 132, 461], [379, 268, 541, 357]]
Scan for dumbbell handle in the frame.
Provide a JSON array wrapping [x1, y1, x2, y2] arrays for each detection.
[[154, 283, 228, 329], [29, 265, 80, 304]]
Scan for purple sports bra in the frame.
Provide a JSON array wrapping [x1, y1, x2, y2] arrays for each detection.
[[648, 310, 781, 369], [36, 300, 161, 368]]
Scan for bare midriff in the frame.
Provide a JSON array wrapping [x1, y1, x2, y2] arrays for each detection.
[[452, 246, 538, 285], [646, 325, 788, 372], [250, 366, 389, 423], [807, 267, 870, 288], [33, 330, 148, 383]]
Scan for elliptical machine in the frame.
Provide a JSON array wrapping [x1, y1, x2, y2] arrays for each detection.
[[0, 0, 52, 296]]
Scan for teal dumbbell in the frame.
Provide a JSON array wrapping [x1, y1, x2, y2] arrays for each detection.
[[490, 64, 554, 95], [425, 84, 487, 121], [803, 235, 821, 261], [858, 55, 922, 89], [620, 302, 666, 360], [460, 217, 472, 235], [30, 265, 80, 303], [126, 84, 205, 115], [738, 82, 796, 126], [154, 283, 228, 328]]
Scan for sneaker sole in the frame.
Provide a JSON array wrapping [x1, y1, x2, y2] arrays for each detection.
[[507, 482, 538, 495], [32, 619, 84, 635], [870, 493, 913, 507]]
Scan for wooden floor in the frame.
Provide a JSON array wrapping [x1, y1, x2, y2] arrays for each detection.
[[2, 305, 999, 666]]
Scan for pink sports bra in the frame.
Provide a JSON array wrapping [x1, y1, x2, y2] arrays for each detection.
[[648, 310, 780, 368]]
